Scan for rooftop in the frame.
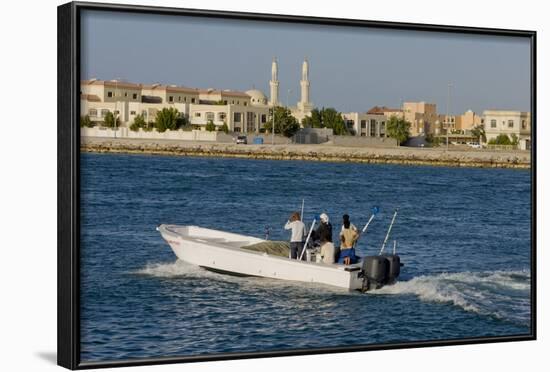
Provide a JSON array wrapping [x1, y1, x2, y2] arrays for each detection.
[[367, 106, 403, 115]]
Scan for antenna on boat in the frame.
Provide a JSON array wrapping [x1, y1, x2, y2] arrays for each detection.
[[300, 198, 305, 221], [354, 206, 379, 251], [379, 209, 398, 255], [361, 206, 380, 233]]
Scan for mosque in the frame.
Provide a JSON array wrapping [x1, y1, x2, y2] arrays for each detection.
[[242, 57, 314, 124], [80, 58, 314, 134], [261, 57, 314, 122]]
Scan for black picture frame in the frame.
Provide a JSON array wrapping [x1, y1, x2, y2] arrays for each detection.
[[58, 1, 537, 369]]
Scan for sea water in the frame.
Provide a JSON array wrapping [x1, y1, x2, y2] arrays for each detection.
[[80, 153, 531, 362]]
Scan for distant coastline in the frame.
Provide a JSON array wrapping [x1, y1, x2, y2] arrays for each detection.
[[81, 137, 531, 169]]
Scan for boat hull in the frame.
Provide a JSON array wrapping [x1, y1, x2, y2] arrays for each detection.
[[158, 224, 364, 290]]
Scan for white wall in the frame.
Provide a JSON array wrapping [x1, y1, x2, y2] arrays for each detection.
[[81, 127, 233, 142], [0, 1, 547, 372]]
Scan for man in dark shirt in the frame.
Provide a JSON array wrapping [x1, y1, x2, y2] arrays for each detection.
[[313, 213, 335, 263], [314, 214, 333, 243]]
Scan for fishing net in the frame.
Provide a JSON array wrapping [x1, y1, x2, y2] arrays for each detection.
[[240, 241, 290, 257]]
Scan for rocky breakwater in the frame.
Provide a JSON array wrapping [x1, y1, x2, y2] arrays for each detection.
[[81, 138, 531, 169]]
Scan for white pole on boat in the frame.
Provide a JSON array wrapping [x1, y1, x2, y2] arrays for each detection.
[[361, 206, 379, 233], [361, 214, 375, 233], [354, 206, 379, 249], [393, 240, 397, 255], [300, 199, 305, 221], [299, 219, 316, 261], [379, 209, 398, 255]]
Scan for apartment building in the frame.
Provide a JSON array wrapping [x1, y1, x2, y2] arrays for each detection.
[[80, 79, 271, 133], [402, 101, 439, 135], [483, 110, 531, 149]]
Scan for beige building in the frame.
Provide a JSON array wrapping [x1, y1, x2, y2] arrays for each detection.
[[483, 110, 531, 149], [455, 110, 482, 131], [402, 101, 439, 135], [366, 106, 403, 119], [437, 114, 457, 134]]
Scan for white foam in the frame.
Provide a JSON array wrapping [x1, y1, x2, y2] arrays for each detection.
[[134, 260, 210, 278], [372, 270, 531, 324]]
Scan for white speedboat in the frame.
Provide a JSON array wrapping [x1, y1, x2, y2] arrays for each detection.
[[157, 224, 402, 291]]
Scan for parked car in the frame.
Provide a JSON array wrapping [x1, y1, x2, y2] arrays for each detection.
[[468, 142, 481, 149], [236, 135, 248, 144]]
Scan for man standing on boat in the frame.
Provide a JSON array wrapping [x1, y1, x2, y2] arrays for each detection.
[[284, 212, 306, 260], [339, 214, 359, 265], [313, 213, 335, 264]]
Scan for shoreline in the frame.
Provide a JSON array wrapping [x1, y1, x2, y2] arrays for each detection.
[[81, 137, 531, 169]]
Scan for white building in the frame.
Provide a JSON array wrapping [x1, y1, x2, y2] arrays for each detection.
[[483, 110, 531, 149], [341, 112, 391, 137]]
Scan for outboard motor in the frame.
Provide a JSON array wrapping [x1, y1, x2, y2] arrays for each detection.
[[383, 254, 401, 284], [359, 208, 404, 292], [362, 255, 388, 290]]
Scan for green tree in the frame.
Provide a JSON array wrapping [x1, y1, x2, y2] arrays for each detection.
[[302, 108, 323, 128], [301, 107, 349, 135], [264, 106, 300, 138], [488, 134, 512, 145], [144, 121, 155, 132], [129, 114, 146, 131], [176, 115, 188, 129], [154, 107, 179, 132], [80, 115, 94, 128], [425, 134, 441, 147], [205, 120, 216, 132], [510, 133, 519, 146], [103, 112, 119, 128], [322, 108, 348, 135], [219, 122, 229, 134], [470, 124, 486, 143], [386, 115, 411, 145]]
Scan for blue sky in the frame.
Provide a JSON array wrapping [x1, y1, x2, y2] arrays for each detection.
[[81, 10, 531, 114]]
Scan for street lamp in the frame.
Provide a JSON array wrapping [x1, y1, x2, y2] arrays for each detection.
[[113, 78, 121, 139], [446, 83, 453, 150], [271, 105, 275, 145]]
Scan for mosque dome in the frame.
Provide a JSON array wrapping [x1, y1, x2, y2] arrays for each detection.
[[246, 89, 268, 105]]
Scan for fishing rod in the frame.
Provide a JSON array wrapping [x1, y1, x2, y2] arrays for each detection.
[[300, 198, 305, 221], [299, 218, 316, 261], [379, 209, 398, 255]]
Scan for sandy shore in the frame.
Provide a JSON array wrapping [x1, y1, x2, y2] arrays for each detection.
[[81, 137, 531, 169]]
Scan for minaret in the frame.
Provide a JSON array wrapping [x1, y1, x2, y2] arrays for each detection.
[[269, 58, 279, 106], [300, 58, 310, 106], [296, 58, 313, 121]]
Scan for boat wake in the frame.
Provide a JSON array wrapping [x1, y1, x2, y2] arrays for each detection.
[[135, 262, 531, 325], [372, 270, 531, 325], [134, 260, 211, 278]]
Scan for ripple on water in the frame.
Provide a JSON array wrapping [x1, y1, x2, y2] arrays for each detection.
[[79, 154, 532, 362]]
